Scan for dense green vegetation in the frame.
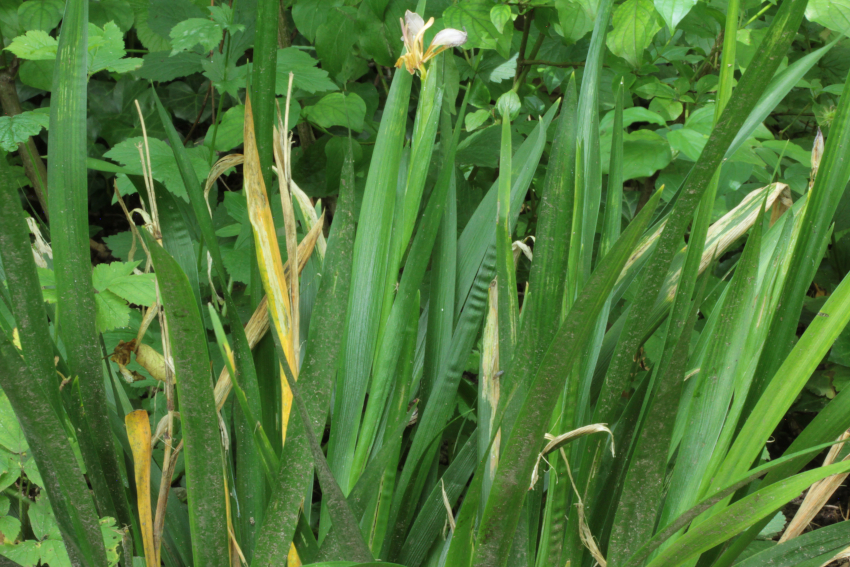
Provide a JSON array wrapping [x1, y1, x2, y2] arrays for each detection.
[[1, 0, 850, 565]]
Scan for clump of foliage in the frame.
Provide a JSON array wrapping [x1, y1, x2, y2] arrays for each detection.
[[1, 0, 850, 565]]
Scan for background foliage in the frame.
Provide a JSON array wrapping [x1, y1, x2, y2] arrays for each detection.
[[1, 0, 850, 565]]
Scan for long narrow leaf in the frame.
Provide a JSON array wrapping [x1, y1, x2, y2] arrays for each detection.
[[594, 0, 810, 432], [744, 66, 850, 407], [126, 410, 157, 567], [252, 140, 357, 564], [143, 231, 229, 566], [47, 0, 132, 529], [472, 188, 664, 567], [271, 328, 373, 563], [328, 69, 413, 493], [646, 461, 850, 567], [0, 174, 107, 567], [708, 265, 850, 495]]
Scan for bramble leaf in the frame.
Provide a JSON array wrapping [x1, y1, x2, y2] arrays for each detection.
[[275, 47, 338, 94], [607, 0, 664, 68], [0, 110, 49, 151], [5, 29, 58, 60]]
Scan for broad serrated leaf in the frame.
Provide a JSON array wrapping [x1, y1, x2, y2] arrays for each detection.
[[485, 53, 517, 83], [89, 0, 134, 32], [99, 518, 124, 566], [6, 22, 142, 74], [207, 3, 243, 33], [556, 0, 594, 43], [291, 0, 342, 43], [465, 108, 490, 131], [444, 0, 499, 50], [92, 260, 138, 289], [0, 391, 28, 454], [204, 104, 244, 151], [607, 0, 664, 68], [201, 51, 248, 97], [607, 130, 672, 179], [301, 92, 366, 131], [653, 0, 697, 31], [315, 7, 356, 79], [135, 50, 205, 81], [94, 289, 131, 332], [146, 0, 205, 38], [490, 4, 511, 33], [667, 127, 707, 161], [0, 515, 21, 543], [275, 47, 338, 94], [5, 29, 58, 59], [125, 0, 171, 51], [1, 540, 44, 567], [104, 274, 156, 306], [29, 495, 61, 541], [169, 17, 223, 54], [18, 59, 52, 90], [103, 137, 211, 199], [88, 21, 142, 75], [806, 0, 850, 36], [17, 0, 63, 31], [0, 110, 49, 151]]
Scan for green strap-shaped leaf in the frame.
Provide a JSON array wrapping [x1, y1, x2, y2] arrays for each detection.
[[0, 166, 63, 426], [572, 0, 615, 292], [0, 169, 107, 567], [743, 64, 850, 417], [420, 103, 459, 412], [454, 102, 560, 317], [250, 0, 278, 191], [502, 77, 578, 567], [645, 461, 850, 567], [384, 104, 559, 559], [271, 327, 373, 563], [151, 87, 265, 557], [709, 261, 850, 496], [594, 0, 810, 435], [350, 60, 447, 486], [472, 188, 664, 567], [605, 301, 699, 563], [726, 37, 839, 159], [620, 438, 849, 567], [365, 290, 420, 554], [495, 91, 520, 370], [609, 202, 758, 565], [252, 140, 357, 565], [352, 76, 470, 549], [326, 68, 413, 494], [143, 231, 229, 566], [714, 384, 850, 567], [735, 521, 850, 567], [398, 433, 478, 567], [46, 0, 134, 533], [244, 0, 278, 554]]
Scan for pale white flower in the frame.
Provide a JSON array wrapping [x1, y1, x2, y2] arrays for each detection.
[[396, 10, 467, 76]]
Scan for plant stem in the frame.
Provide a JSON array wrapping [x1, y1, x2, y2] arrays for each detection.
[[512, 32, 545, 92], [514, 10, 532, 84], [184, 81, 213, 145]]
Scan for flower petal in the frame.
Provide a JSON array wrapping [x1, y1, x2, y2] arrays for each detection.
[[430, 28, 467, 48], [399, 17, 411, 48], [405, 10, 426, 38], [416, 16, 435, 41]]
